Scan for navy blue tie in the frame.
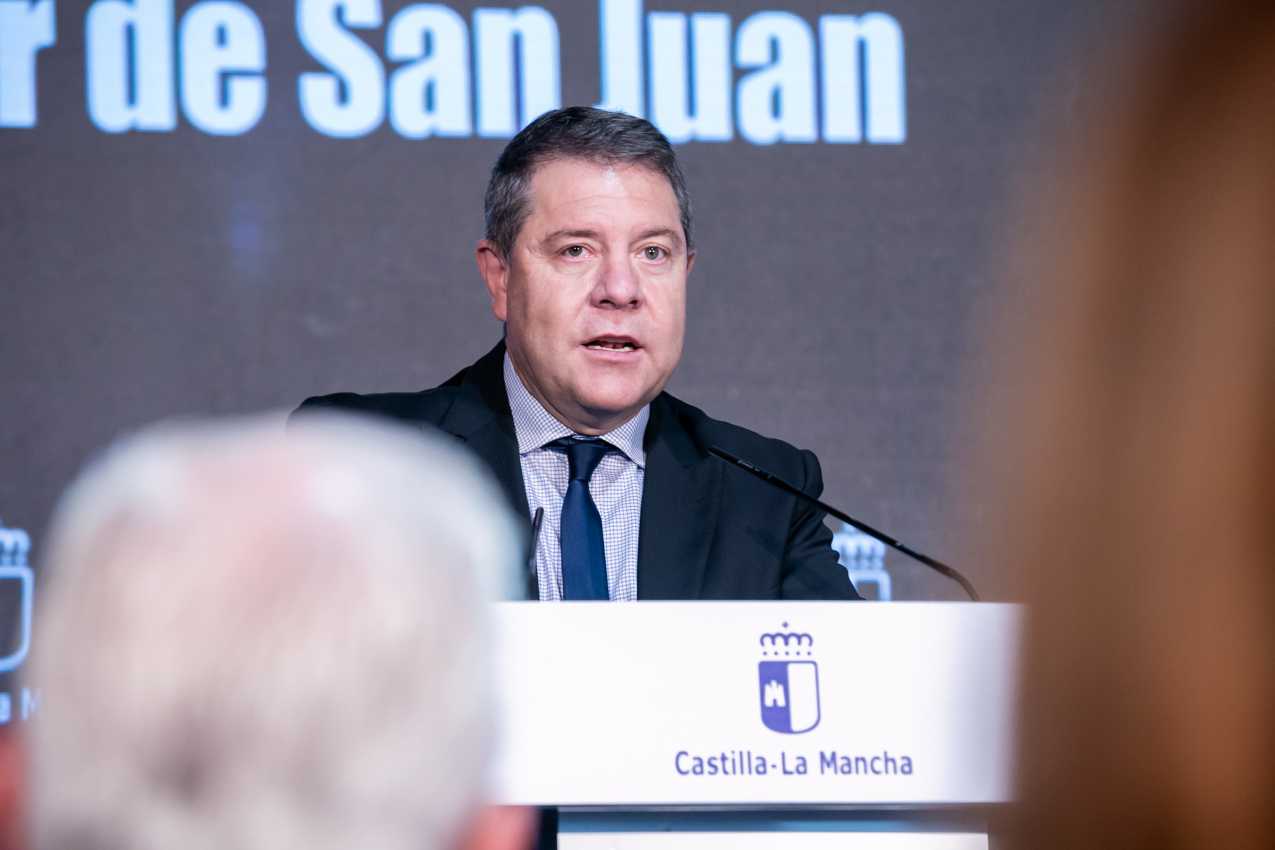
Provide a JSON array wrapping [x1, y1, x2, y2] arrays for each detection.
[[551, 437, 611, 600]]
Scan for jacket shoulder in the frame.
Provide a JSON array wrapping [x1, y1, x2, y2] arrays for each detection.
[[291, 385, 461, 428], [658, 393, 812, 476]]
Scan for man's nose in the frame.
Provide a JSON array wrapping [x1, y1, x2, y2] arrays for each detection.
[[592, 252, 641, 309]]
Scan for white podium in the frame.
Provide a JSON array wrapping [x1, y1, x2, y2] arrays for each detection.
[[492, 602, 1022, 848]]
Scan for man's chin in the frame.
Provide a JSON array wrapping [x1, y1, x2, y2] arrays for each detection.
[[579, 398, 644, 421], [573, 388, 656, 431]]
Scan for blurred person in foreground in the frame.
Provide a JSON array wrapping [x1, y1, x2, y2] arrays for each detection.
[[8, 415, 532, 850], [966, 2, 1275, 849]]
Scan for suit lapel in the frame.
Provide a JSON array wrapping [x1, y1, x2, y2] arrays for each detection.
[[636, 396, 722, 599], [457, 418, 530, 521], [435, 341, 537, 598]]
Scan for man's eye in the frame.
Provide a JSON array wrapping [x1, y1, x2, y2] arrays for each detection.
[[643, 246, 667, 261], [563, 245, 586, 258]]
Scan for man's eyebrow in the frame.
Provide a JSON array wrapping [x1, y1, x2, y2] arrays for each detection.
[[540, 227, 686, 249], [541, 228, 603, 243], [634, 227, 685, 249]]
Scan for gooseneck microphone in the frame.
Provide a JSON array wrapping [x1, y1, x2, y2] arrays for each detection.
[[526, 506, 545, 592], [708, 446, 980, 602]]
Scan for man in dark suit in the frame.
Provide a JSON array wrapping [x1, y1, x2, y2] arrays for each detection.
[[298, 106, 858, 604]]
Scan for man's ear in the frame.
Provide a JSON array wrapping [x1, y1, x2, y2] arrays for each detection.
[[454, 805, 535, 850], [476, 241, 510, 322], [685, 249, 696, 276]]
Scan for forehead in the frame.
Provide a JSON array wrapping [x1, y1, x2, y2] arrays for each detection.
[[522, 158, 681, 233]]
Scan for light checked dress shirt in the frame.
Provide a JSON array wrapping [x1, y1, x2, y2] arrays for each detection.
[[503, 353, 647, 601]]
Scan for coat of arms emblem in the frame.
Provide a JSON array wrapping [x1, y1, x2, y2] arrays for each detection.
[[758, 622, 820, 734]]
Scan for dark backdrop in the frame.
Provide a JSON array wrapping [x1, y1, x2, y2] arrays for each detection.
[[2, 0, 1134, 676]]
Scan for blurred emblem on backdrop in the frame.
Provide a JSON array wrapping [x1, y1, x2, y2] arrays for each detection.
[[832, 523, 891, 601], [0, 518, 36, 724]]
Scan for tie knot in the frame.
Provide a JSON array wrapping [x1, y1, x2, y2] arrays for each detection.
[[550, 437, 612, 484]]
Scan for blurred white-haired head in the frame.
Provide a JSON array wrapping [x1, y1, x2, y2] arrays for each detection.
[[25, 412, 526, 850]]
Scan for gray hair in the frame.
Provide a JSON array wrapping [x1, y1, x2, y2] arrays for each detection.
[[27, 414, 521, 850], [483, 106, 694, 260]]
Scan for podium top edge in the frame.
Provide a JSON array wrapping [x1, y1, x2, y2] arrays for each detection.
[[493, 600, 1022, 609]]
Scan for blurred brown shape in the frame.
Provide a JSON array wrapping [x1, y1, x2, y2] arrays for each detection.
[[967, 2, 1275, 849]]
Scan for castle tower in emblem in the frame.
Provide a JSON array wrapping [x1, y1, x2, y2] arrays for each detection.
[[758, 622, 820, 734]]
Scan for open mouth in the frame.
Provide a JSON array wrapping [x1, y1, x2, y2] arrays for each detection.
[[584, 336, 640, 352]]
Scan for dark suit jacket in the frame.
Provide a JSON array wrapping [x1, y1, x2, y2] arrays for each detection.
[[296, 342, 860, 601]]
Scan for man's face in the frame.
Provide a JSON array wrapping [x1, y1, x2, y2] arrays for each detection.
[[477, 157, 692, 434]]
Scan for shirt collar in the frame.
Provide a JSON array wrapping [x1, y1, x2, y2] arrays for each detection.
[[503, 352, 648, 467]]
